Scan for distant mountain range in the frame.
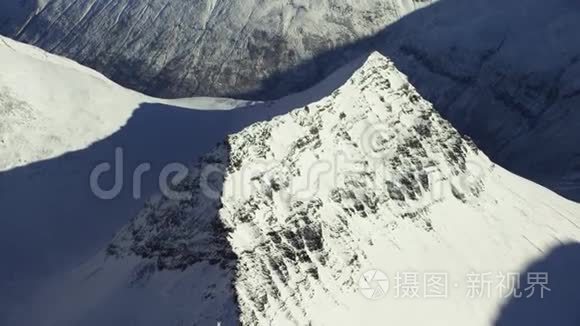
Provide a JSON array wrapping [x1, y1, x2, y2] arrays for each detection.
[[0, 0, 430, 99], [2, 0, 579, 202]]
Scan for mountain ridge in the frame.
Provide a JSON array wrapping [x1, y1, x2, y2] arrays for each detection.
[[3, 0, 579, 202], [10, 52, 580, 326]]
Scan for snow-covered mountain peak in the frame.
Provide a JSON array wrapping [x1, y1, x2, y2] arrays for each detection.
[[80, 52, 580, 325], [110, 51, 487, 271], [221, 51, 487, 229], [2, 3, 580, 324], [4, 0, 580, 201], [213, 52, 491, 323]]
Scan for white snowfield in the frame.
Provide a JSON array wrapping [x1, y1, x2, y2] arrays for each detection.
[[3, 0, 580, 202], [0, 35, 259, 323], [0, 35, 251, 172], [0, 35, 383, 324], [4, 48, 579, 325]]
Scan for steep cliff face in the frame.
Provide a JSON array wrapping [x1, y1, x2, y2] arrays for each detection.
[[0, 0, 430, 99], [17, 53, 580, 326]]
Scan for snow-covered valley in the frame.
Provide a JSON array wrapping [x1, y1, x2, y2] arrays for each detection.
[[2, 34, 579, 325]]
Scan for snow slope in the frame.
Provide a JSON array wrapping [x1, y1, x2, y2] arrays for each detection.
[[0, 35, 392, 324], [0, 35, 263, 322], [0, 35, 250, 171], [12, 52, 580, 325], [0, 0, 432, 99]]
